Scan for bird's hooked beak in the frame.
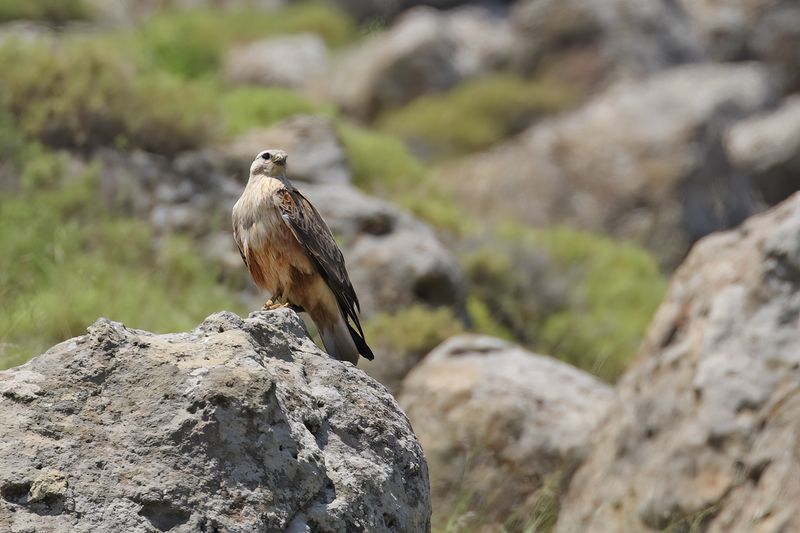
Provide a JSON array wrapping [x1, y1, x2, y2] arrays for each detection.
[[274, 153, 287, 166]]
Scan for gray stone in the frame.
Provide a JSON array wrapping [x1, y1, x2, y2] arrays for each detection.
[[509, 0, 701, 86], [329, 0, 511, 24], [557, 192, 800, 532], [727, 95, 800, 205], [0, 309, 431, 532], [326, 6, 512, 119], [221, 115, 351, 185], [441, 62, 779, 268], [400, 334, 613, 529], [301, 183, 466, 317], [679, 0, 800, 89], [223, 34, 329, 91]]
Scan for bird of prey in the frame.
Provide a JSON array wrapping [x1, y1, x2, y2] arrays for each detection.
[[232, 149, 374, 365]]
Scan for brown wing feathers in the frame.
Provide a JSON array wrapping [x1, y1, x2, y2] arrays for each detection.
[[276, 187, 374, 360]]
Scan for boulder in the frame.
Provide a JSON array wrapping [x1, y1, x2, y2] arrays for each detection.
[[557, 192, 800, 532], [509, 0, 701, 87], [301, 183, 466, 317], [441, 62, 779, 268], [326, 6, 512, 119], [727, 95, 800, 205], [223, 34, 329, 91], [0, 309, 431, 532], [329, 0, 511, 24], [220, 115, 351, 185], [399, 335, 613, 529], [679, 0, 800, 89]]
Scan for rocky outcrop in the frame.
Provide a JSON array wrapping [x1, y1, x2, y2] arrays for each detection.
[[221, 115, 351, 186], [727, 95, 800, 205], [0, 309, 431, 532], [301, 183, 466, 317], [441, 62, 779, 268], [557, 193, 800, 532], [399, 335, 612, 529], [679, 0, 800, 89], [329, 0, 509, 24], [223, 34, 329, 91], [509, 0, 701, 86], [326, 6, 512, 119]]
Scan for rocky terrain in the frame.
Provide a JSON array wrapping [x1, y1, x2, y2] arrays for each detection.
[[2, 0, 800, 530], [557, 192, 800, 532], [0, 309, 430, 532]]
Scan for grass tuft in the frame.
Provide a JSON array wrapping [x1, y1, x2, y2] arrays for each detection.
[[0, 38, 218, 154], [0, 155, 243, 369], [136, 2, 356, 79], [379, 74, 580, 160], [222, 87, 333, 136], [466, 224, 666, 382], [0, 0, 91, 23]]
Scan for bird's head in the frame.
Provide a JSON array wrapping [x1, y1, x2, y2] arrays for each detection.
[[250, 149, 288, 179]]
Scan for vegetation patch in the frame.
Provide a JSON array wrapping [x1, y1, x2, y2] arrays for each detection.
[[222, 87, 332, 136], [0, 151, 243, 370], [0, 38, 218, 154], [378, 74, 580, 160], [465, 225, 666, 382], [364, 305, 464, 359], [337, 122, 467, 233], [135, 2, 356, 79], [0, 0, 91, 23]]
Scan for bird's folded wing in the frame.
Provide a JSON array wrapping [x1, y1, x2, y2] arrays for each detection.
[[274, 187, 366, 337]]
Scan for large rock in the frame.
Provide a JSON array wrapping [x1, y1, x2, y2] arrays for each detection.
[[223, 34, 329, 91], [441, 62, 779, 268], [557, 193, 800, 532], [301, 183, 466, 317], [509, 0, 701, 86], [399, 335, 613, 529], [220, 115, 351, 186], [679, 0, 800, 89], [329, 0, 512, 24], [326, 6, 512, 119], [0, 309, 431, 532], [727, 95, 800, 205]]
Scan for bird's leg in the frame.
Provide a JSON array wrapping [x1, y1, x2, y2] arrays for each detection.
[[262, 290, 282, 310], [263, 289, 291, 311], [262, 288, 304, 312]]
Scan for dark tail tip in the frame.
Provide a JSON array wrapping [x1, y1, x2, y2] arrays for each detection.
[[347, 322, 374, 361]]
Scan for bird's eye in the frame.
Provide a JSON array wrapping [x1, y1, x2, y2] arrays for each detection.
[[261, 152, 271, 161]]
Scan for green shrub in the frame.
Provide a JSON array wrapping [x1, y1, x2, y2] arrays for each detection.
[[222, 87, 332, 136], [466, 225, 666, 382], [364, 305, 464, 358], [0, 161, 243, 370], [136, 2, 355, 79], [338, 122, 467, 233], [0, 38, 218, 154], [378, 74, 579, 159], [532, 227, 666, 381], [0, 0, 91, 23]]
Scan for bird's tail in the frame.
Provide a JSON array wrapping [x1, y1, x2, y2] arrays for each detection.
[[320, 314, 372, 366]]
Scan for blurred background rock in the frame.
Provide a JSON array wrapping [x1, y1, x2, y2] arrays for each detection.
[[0, 0, 798, 530]]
